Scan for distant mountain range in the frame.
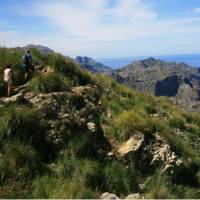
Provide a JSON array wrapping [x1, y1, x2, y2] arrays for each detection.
[[97, 54, 200, 69], [115, 57, 199, 96], [75, 56, 112, 74], [76, 55, 200, 111]]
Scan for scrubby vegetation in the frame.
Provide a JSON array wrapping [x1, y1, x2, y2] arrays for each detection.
[[1, 47, 200, 198], [29, 72, 72, 93], [0, 47, 93, 96]]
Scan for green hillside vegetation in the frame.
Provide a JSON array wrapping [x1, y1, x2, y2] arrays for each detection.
[[0, 47, 200, 198]]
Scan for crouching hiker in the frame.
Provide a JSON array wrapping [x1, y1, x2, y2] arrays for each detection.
[[4, 64, 13, 97], [23, 50, 34, 80]]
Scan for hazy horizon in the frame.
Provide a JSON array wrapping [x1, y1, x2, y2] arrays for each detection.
[[96, 53, 200, 69]]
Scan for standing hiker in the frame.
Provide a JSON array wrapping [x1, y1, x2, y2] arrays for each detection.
[[23, 50, 33, 80], [3, 64, 13, 97]]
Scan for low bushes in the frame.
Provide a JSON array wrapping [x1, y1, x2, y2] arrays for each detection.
[[58, 157, 103, 190], [103, 161, 138, 196], [32, 175, 99, 199], [169, 114, 185, 129], [29, 73, 72, 93], [0, 141, 42, 183], [145, 171, 200, 199], [145, 171, 176, 199], [113, 109, 154, 141], [0, 105, 42, 144], [47, 53, 94, 85]]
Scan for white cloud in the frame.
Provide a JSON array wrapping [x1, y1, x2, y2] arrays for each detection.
[[2, 0, 200, 57], [30, 0, 159, 41], [28, 0, 200, 42], [194, 7, 200, 13]]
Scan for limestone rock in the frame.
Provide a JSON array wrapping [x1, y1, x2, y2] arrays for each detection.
[[100, 192, 120, 199], [87, 122, 96, 133], [125, 193, 143, 199], [150, 133, 183, 174], [118, 132, 144, 157], [2, 93, 25, 103]]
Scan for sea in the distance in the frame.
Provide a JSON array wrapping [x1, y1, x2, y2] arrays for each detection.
[[97, 54, 200, 69]]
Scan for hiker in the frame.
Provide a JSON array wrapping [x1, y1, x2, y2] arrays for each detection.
[[3, 64, 13, 97], [23, 50, 34, 80]]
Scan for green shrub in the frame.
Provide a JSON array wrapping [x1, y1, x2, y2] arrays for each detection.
[[169, 114, 185, 129], [145, 171, 175, 199], [58, 157, 103, 189], [32, 176, 57, 198], [29, 73, 72, 93], [48, 53, 94, 85], [0, 105, 43, 145], [145, 104, 157, 114], [0, 141, 42, 183], [0, 181, 32, 199], [103, 161, 138, 196], [32, 176, 99, 199], [112, 83, 134, 98], [64, 134, 100, 159], [171, 185, 200, 199], [145, 171, 200, 199], [114, 110, 154, 141]]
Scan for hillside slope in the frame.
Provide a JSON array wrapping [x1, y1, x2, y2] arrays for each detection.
[[114, 58, 200, 111], [0, 48, 200, 198]]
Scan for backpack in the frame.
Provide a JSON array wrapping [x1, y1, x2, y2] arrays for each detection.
[[23, 54, 31, 66]]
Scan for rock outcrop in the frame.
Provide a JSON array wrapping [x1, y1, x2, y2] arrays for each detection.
[[114, 132, 182, 175], [0, 84, 111, 159], [117, 132, 144, 157]]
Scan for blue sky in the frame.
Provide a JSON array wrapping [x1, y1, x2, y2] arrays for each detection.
[[1, 0, 200, 58]]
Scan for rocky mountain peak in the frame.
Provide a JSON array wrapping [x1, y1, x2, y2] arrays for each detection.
[[75, 56, 112, 74]]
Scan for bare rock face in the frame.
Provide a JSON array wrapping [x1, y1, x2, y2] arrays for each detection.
[[118, 132, 144, 157], [100, 192, 120, 199]]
